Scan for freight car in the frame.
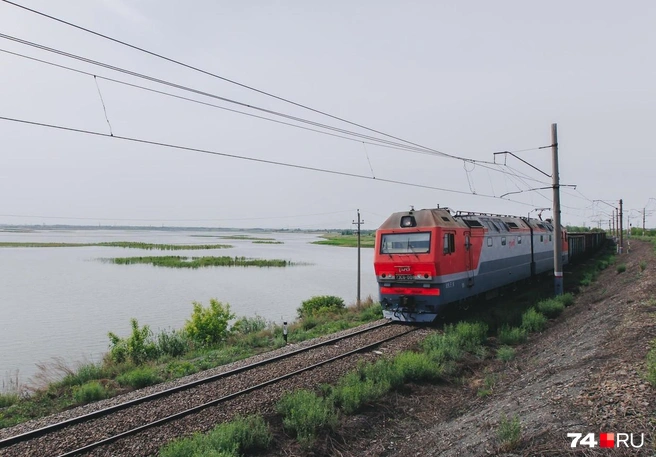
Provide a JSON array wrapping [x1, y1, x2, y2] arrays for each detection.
[[373, 207, 605, 322]]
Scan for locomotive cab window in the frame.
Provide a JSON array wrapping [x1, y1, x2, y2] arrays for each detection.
[[443, 233, 455, 255], [380, 232, 430, 254]]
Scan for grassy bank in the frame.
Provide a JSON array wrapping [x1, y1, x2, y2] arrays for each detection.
[[0, 242, 232, 250], [0, 297, 383, 429], [311, 233, 375, 248], [107, 256, 292, 268]]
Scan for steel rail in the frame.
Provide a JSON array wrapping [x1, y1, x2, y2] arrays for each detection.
[[56, 325, 417, 457], [0, 320, 391, 448]]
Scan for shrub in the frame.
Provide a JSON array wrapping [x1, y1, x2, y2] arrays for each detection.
[[497, 414, 521, 450], [536, 298, 564, 318], [166, 361, 198, 378], [496, 346, 516, 362], [521, 308, 547, 333], [497, 326, 527, 345], [231, 315, 267, 335], [276, 389, 338, 448], [116, 366, 161, 389], [640, 261, 647, 271], [73, 381, 110, 404], [597, 260, 608, 270], [357, 302, 383, 321], [559, 293, 575, 307], [157, 329, 188, 358], [297, 295, 345, 319], [184, 299, 235, 347], [108, 318, 160, 365], [617, 264, 627, 274]]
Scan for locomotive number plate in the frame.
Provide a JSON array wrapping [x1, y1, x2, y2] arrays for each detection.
[[396, 274, 413, 281]]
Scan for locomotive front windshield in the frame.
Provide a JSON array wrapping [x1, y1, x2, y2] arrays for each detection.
[[380, 232, 431, 254]]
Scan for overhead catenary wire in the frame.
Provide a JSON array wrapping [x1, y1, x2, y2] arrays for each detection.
[[0, 45, 554, 188], [0, 114, 544, 208], [2, 0, 518, 168]]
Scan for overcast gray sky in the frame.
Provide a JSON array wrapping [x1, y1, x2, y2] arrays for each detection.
[[1, 0, 654, 230]]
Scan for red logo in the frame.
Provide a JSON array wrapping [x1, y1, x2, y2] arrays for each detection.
[[396, 266, 411, 273], [600, 433, 614, 448]]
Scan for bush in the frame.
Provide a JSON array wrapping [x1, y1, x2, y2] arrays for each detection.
[[640, 261, 647, 271], [496, 346, 516, 362], [297, 295, 345, 319], [160, 415, 271, 457], [276, 389, 338, 448], [536, 298, 564, 318], [116, 366, 161, 389], [73, 381, 110, 404], [184, 299, 235, 347], [108, 318, 160, 365], [521, 308, 547, 333], [157, 329, 188, 358], [231, 315, 267, 335], [330, 371, 389, 415], [559, 293, 574, 307], [497, 414, 521, 450], [497, 326, 527, 345], [617, 264, 627, 274]]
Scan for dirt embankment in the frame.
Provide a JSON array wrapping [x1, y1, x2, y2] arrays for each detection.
[[325, 240, 656, 457]]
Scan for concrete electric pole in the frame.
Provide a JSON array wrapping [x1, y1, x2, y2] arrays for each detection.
[[551, 123, 564, 296], [352, 209, 364, 304]]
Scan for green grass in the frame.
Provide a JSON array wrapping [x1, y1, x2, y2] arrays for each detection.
[[497, 326, 527, 345], [108, 255, 292, 268], [0, 242, 232, 250], [640, 261, 647, 271], [160, 415, 272, 457], [496, 346, 516, 362], [646, 341, 656, 386], [616, 263, 627, 273], [72, 381, 111, 404], [520, 308, 547, 332], [276, 390, 338, 448], [0, 392, 19, 408], [116, 366, 161, 389], [217, 235, 276, 241], [536, 297, 565, 318], [497, 414, 521, 450], [311, 233, 375, 248], [252, 240, 283, 244]]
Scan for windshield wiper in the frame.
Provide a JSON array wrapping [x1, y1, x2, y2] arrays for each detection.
[[407, 240, 420, 259]]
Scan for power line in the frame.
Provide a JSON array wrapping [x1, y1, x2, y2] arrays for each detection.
[[0, 32, 451, 158], [0, 47, 445, 158], [0, 45, 557, 189], [0, 114, 543, 208], [1, 0, 452, 157]]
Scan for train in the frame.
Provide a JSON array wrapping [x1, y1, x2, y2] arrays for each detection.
[[373, 207, 606, 322]]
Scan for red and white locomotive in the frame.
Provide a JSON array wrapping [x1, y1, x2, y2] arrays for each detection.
[[373, 207, 568, 322]]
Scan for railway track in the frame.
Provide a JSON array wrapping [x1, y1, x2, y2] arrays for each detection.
[[0, 320, 423, 457]]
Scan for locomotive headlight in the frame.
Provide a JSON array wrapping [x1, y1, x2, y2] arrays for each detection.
[[400, 216, 416, 227]]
